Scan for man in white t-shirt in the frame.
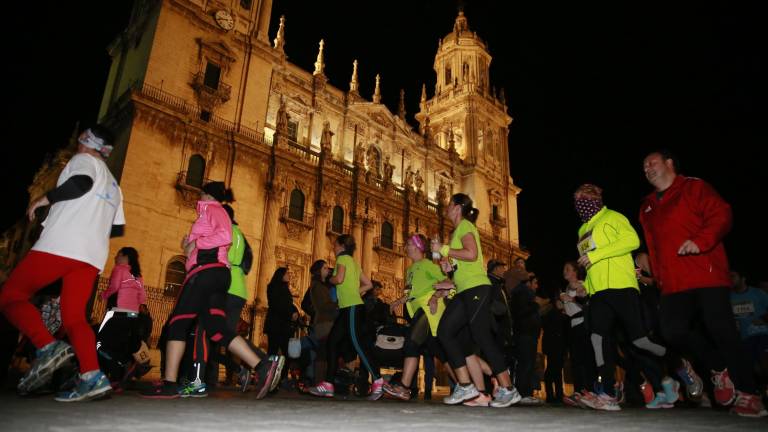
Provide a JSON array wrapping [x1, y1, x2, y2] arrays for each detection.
[[0, 125, 124, 402]]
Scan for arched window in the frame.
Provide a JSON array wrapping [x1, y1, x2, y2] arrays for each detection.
[[331, 206, 344, 233], [381, 221, 394, 249], [289, 188, 305, 221], [164, 256, 187, 295], [186, 154, 205, 188]]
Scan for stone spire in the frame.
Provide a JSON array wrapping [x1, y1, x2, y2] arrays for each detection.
[[273, 15, 286, 51], [349, 59, 359, 93], [372, 74, 381, 104], [397, 89, 406, 120], [453, 10, 469, 35], [313, 39, 325, 76]]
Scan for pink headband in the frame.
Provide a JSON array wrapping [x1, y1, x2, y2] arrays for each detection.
[[410, 235, 426, 253]]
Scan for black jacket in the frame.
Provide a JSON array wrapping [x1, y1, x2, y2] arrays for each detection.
[[264, 281, 297, 334]]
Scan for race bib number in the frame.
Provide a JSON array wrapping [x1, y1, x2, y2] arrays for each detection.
[[577, 232, 596, 257], [732, 301, 755, 317]]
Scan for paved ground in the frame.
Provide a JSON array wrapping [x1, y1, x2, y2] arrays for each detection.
[[0, 387, 765, 432]]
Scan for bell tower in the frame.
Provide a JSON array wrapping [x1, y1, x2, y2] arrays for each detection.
[[416, 10, 520, 246]]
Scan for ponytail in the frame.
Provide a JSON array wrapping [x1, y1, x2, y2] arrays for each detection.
[[466, 207, 479, 224], [450, 193, 480, 224]]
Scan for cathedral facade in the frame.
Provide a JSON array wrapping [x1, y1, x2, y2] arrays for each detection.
[[12, 0, 526, 342]]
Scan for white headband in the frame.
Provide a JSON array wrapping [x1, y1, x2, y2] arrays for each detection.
[[78, 129, 113, 157]]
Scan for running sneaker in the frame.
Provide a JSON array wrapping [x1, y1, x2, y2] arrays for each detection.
[[268, 355, 286, 392], [614, 381, 625, 404], [639, 381, 654, 404], [562, 393, 580, 407], [730, 392, 768, 418], [368, 378, 384, 400], [238, 365, 253, 393], [645, 392, 674, 409], [443, 383, 479, 405], [675, 358, 703, 399], [308, 381, 335, 398], [179, 378, 208, 398], [518, 396, 545, 406], [463, 392, 491, 407], [254, 356, 280, 399], [661, 376, 680, 404], [580, 392, 621, 411], [711, 369, 736, 406], [18, 341, 74, 395], [54, 371, 111, 402], [490, 386, 522, 408], [383, 382, 411, 401], [140, 380, 182, 399]]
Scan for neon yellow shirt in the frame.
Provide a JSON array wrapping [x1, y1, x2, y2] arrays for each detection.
[[577, 207, 640, 295], [405, 259, 446, 335], [450, 219, 491, 293], [334, 254, 363, 309]]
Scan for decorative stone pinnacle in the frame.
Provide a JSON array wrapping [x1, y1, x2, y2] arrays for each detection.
[[350, 59, 359, 93], [373, 74, 381, 104], [313, 39, 325, 76], [273, 15, 286, 51]]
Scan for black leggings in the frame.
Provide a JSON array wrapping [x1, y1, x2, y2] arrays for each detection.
[[589, 289, 665, 395], [192, 294, 264, 382], [544, 348, 565, 400], [438, 285, 508, 376], [403, 309, 445, 361], [325, 305, 379, 381], [661, 287, 756, 394], [167, 267, 234, 350], [567, 323, 597, 393]]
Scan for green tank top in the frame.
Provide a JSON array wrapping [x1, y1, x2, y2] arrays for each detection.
[[334, 254, 363, 309], [450, 219, 491, 293]]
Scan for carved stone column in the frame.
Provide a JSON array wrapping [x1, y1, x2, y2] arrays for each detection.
[[312, 204, 329, 262], [361, 218, 375, 277], [256, 186, 282, 305], [352, 219, 363, 264]]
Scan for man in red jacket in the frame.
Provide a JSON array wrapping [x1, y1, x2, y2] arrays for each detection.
[[639, 150, 766, 418]]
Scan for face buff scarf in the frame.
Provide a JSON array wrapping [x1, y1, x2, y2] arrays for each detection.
[[575, 198, 603, 223]]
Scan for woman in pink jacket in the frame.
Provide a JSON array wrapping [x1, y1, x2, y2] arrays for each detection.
[[101, 247, 145, 313], [141, 182, 283, 399], [96, 247, 146, 383]]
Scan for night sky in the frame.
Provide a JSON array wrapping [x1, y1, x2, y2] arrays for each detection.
[[4, 1, 766, 288]]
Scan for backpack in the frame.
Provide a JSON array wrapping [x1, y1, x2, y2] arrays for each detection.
[[240, 238, 253, 275]]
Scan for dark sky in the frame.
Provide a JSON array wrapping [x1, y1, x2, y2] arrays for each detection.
[[4, 1, 767, 287]]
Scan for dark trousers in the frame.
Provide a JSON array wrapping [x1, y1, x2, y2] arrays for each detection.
[[568, 323, 596, 393], [661, 287, 756, 394], [589, 289, 665, 396], [267, 331, 290, 357], [326, 305, 379, 381], [544, 348, 565, 400], [513, 329, 540, 397]]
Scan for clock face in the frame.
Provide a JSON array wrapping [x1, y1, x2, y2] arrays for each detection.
[[215, 10, 234, 30]]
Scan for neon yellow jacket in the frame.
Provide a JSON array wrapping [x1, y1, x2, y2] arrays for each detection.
[[577, 207, 640, 295]]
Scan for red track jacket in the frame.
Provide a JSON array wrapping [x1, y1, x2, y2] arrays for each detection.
[[639, 175, 732, 295]]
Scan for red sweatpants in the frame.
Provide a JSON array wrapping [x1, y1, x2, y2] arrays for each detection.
[[0, 250, 99, 373]]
